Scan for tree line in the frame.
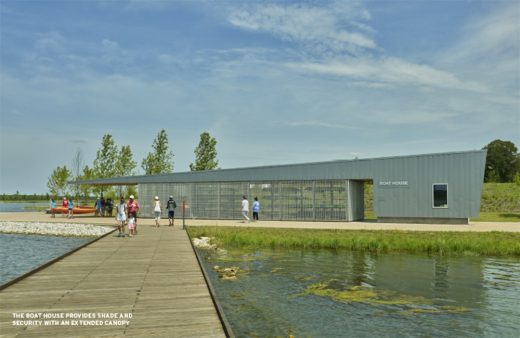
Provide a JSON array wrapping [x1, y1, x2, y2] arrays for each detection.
[[47, 130, 219, 198], [45, 137, 519, 198], [483, 139, 520, 183]]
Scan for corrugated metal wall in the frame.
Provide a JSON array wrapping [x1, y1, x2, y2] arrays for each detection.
[[93, 151, 486, 221]]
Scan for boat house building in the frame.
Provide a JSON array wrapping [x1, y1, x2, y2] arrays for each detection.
[[78, 150, 487, 224]]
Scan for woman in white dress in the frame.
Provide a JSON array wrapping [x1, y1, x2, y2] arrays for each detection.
[[116, 197, 127, 236]]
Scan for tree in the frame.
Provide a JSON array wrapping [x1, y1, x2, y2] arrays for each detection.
[[190, 131, 219, 171], [116, 145, 137, 176], [483, 139, 519, 182], [93, 134, 118, 179], [78, 165, 96, 198], [141, 129, 174, 174], [47, 166, 72, 197]]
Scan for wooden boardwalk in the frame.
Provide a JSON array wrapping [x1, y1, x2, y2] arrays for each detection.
[[0, 224, 226, 338]]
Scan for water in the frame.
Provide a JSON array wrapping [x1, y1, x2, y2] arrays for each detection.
[[0, 233, 91, 284], [198, 248, 520, 337], [0, 202, 48, 212]]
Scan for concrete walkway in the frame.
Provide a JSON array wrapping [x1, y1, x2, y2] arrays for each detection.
[[0, 212, 517, 232], [0, 217, 226, 338]]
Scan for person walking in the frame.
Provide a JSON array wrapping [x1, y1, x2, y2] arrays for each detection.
[[252, 197, 260, 221], [106, 198, 113, 217], [94, 196, 102, 216], [166, 195, 177, 226], [241, 195, 250, 223], [61, 197, 68, 217], [67, 197, 74, 219], [50, 197, 56, 218], [153, 196, 161, 227], [116, 197, 127, 237], [127, 217, 136, 237], [127, 195, 140, 234], [100, 195, 106, 216]]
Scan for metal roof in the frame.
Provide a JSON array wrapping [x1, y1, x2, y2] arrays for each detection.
[[73, 150, 486, 185]]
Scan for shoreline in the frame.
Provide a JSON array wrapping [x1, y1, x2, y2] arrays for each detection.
[[0, 221, 114, 237], [0, 211, 519, 233], [188, 226, 520, 256]]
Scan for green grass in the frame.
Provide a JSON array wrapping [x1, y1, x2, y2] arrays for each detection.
[[471, 212, 520, 222], [481, 183, 520, 212], [188, 226, 520, 256]]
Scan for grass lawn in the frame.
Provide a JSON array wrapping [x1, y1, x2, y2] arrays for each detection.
[[188, 226, 520, 256], [471, 212, 520, 222]]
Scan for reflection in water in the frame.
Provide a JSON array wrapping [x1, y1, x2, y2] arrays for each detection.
[[433, 257, 449, 291], [199, 247, 520, 337]]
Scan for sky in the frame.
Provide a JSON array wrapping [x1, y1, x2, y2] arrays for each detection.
[[0, 0, 519, 194]]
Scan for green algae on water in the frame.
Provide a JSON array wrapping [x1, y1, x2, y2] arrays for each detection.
[[303, 280, 469, 315]]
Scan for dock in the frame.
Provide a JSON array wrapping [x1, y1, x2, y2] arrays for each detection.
[[0, 220, 226, 338]]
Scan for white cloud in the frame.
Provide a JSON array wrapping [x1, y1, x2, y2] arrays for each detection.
[[453, 2, 519, 63], [228, 3, 375, 55], [289, 57, 487, 92]]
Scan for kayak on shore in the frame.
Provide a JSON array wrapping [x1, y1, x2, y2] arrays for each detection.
[[50, 206, 96, 215]]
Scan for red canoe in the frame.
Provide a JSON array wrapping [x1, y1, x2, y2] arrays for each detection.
[[51, 206, 96, 214]]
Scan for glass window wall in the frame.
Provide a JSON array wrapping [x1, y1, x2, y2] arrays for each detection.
[[139, 180, 350, 221]]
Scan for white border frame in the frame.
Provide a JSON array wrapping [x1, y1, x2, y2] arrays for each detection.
[[432, 183, 448, 208]]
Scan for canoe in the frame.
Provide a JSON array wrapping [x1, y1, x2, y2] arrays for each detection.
[[51, 206, 96, 214]]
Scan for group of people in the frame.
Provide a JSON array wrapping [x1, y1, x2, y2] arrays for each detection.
[[94, 196, 113, 217], [114, 195, 177, 237], [51, 193, 258, 227], [241, 196, 260, 223], [152, 195, 178, 227], [49, 197, 74, 218], [114, 195, 140, 237]]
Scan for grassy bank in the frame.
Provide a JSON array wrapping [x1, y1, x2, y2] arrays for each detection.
[[188, 226, 520, 256]]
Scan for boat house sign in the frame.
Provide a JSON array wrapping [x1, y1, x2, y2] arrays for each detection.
[[378, 180, 409, 188]]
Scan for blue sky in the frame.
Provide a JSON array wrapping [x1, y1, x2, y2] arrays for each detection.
[[1, 0, 519, 194]]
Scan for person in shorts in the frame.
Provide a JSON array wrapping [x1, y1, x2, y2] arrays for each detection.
[[127, 195, 140, 234], [252, 197, 260, 221], [127, 217, 136, 237], [67, 197, 74, 219], [153, 196, 161, 227], [166, 195, 177, 226]]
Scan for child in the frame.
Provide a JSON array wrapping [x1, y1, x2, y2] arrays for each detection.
[[128, 217, 136, 237]]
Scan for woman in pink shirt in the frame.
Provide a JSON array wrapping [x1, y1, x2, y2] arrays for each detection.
[[127, 195, 140, 234]]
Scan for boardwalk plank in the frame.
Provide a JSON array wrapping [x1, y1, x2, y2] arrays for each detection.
[[0, 225, 226, 338]]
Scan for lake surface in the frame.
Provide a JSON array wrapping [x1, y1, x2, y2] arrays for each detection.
[[0, 233, 91, 284], [0, 202, 48, 212], [198, 247, 520, 337]]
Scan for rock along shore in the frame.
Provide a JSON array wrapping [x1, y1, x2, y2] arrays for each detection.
[[0, 221, 113, 237]]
